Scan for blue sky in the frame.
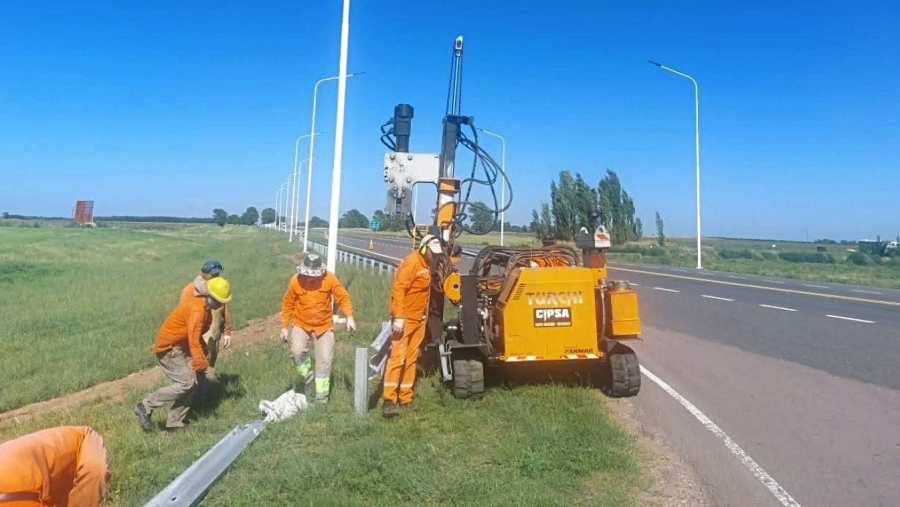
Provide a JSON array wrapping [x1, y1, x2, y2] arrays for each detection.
[[1, 1, 897, 241]]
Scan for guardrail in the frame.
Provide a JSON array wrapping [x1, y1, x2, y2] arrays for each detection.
[[307, 240, 397, 276]]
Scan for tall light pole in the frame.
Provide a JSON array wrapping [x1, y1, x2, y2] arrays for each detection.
[[325, 0, 351, 274], [303, 70, 364, 252], [477, 127, 507, 246], [275, 183, 287, 230], [281, 178, 292, 232], [290, 159, 311, 236], [649, 60, 702, 269], [289, 133, 321, 242]]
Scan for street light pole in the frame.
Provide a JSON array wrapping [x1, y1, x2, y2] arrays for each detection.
[[289, 133, 321, 242], [325, 0, 351, 274], [477, 128, 507, 246], [303, 70, 364, 253], [649, 60, 702, 269]]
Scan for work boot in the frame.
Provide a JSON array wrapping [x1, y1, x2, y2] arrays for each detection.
[[132, 402, 152, 432], [382, 401, 400, 418], [400, 400, 419, 411]]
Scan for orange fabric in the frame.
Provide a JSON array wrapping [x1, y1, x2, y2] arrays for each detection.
[[0, 426, 108, 507], [281, 272, 353, 336], [155, 295, 210, 372], [389, 252, 432, 320], [382, 318, 428, 404], [181, 282, 232, 334]]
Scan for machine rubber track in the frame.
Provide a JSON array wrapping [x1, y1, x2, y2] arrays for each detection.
[[607, 345, 641, 397], [451, 357, 485, 399]]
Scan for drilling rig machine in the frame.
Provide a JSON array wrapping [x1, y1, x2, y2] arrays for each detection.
[[380, 36, 643, 399]]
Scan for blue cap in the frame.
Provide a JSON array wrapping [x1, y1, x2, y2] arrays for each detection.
[[202, 259, 223, 276]]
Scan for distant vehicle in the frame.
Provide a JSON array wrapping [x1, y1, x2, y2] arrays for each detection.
[[858, 238, 900, 257]]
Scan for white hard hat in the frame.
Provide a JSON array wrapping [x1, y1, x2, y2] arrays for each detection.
[[419, 234, 442, 254]]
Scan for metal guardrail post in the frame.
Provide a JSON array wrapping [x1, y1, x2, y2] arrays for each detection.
[[354, 347, 368, 416]]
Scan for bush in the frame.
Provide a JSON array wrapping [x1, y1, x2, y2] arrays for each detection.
[[718, 248, 754, 260], [760, 251, 778, 261], [778, 251, 835, 264], [847, 252, 875, 266]]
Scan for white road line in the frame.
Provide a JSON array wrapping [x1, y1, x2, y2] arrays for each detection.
[[762, 279, 785, 284], [851, 289, 883, 295], [702, 295, 734, 302], [653, 287, 681, 293], [826, 314, 875, 324], [727, 275, 747, 280], [630, 283, 641, 287], [801, 284, 828, 289], [759, 304, 798, 312], [640, 366, 802, 507]]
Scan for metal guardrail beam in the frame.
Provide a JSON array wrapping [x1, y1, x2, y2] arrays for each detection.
[[144, 421, 266, 507]]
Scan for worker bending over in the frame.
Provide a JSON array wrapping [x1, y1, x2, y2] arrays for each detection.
[[382, 234, 441, 417], [0, 426, 109, 507], [281, 253, 356, 403], [133, 277, 233, 432], [182, 260, 231, 403]]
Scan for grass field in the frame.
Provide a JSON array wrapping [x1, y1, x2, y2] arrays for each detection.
[[0, 225, 645, 506], [0, 224, 295, 412]]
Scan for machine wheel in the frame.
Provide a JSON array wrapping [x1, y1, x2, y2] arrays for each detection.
[[605, 345, 640, 397], [451, 357, 485, 400]]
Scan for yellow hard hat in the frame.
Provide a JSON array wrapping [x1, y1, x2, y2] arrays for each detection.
[[207, 277, 232, 303]]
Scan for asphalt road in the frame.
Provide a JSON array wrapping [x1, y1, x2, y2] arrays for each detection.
[[335, 233, 900, 506]]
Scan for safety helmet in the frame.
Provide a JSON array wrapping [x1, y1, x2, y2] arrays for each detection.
[[207, 277, 232, 303], [298, 253, 326, 277], [419, 234, 442, 255], [201, 259, 224, 276]]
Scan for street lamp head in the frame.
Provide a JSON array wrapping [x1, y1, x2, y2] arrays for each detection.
[[648, 60, 663, 67], [348, 71, 366, 77]]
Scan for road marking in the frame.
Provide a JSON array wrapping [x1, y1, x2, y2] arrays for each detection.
[[826, 315, 875, 324], [727, 275, 747, 280], [759, 304, 797, 312], [702, 295, 734, 301], [630, 283, 641, 286], [851, 289, 882, 295], [802, 284, 828, 289], [611, 267, 900, 307], [762, 279, 785, 284], [640, 366, 802, 507], [653, 287, 681, 293]]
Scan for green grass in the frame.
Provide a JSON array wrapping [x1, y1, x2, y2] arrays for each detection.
[[0, 224, 296, 412], [0, 262, 642, 507]]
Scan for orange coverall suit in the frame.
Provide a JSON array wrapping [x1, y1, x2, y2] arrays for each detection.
[[138, 295, 211, 429], [181, 280, 231, 366], [0, 426, 108, 507], [383, 250, 432, 405], [281, 272, 353, 399]]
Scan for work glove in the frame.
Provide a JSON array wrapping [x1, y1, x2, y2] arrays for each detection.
[[280, 328, 289, 343], [222, 335, 232, 349], [391, 318, 405, 334], [205, 367, 220, 383], [347, 317, 357, 333]]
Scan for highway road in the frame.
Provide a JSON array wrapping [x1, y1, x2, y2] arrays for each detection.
[[335, 233, 900, 506]]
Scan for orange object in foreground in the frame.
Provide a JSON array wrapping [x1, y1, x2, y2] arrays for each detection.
[[0, 426, 109, 507]]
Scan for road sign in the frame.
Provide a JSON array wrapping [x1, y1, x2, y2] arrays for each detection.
[[370, 221, 380, 230]]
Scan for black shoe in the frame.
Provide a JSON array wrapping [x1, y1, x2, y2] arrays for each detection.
[[400, 400, 419, 411], [133, 402, 152, 432], [382, 401, 400, 418]]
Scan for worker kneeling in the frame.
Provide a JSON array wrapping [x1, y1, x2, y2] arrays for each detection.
[[382, 234, 441, 418], [133, 277, 233, 432], [281, 254, 355, 404], [0, 426, 109, 507]]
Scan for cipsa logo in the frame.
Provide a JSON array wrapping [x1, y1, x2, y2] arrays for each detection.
[[533, 307, 572, 327]]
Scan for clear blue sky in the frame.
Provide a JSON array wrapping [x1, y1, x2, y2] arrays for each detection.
[[1, 1, 897, 241]]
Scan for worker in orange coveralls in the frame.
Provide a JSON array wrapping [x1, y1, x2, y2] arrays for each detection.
[[382, 234, 441, 417], [280, 253, 356, 403], [133, 277, 233, 432], [0, 426, 109, 507], [182, 260, 232, 403]]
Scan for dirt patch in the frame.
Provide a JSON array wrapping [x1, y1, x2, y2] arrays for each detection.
[[0, 314, 284, 424], [606, 396, 713, 507]]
